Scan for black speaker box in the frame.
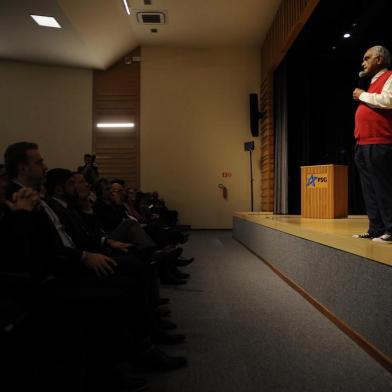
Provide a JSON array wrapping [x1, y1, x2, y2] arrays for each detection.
[[249, 93, 262, 137]]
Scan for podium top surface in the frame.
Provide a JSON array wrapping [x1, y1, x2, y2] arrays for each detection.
[[300, 164, 348, 168]]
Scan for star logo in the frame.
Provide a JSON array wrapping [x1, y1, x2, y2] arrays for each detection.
[[306, 174, 317, 187]]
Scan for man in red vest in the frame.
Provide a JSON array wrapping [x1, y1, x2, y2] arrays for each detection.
[[353, 45, 392, 243]]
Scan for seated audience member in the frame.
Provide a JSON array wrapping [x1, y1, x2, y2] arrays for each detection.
[[109, 181, 192, 282], [0, 163, 40, 274], [93, 178, 127, 233], [125, 188, 143, 222], [77, 153, 99, 185], [93, 179, 184, 251], [45, 168, 133, 257], [151, 191, 178, 226], [45, 168, 187, 335], [74, 173, 156, 253], [136, 192, 158, 223], [0, 164, 43, 391], [3, 142, 187, 389], [75, 173, 188, 285]]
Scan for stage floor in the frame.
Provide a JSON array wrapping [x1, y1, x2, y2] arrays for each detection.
[[234, 212, 392, 266]]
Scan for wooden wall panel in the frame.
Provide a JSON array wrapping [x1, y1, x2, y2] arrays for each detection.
[[259, 0, 319, 211], [93, 48, 140, 188]]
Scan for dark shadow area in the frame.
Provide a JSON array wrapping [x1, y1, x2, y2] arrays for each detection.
[[281, 0, 392, 214]]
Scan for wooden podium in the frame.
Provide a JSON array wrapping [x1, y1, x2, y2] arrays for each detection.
[[301, 164, 348, 218]]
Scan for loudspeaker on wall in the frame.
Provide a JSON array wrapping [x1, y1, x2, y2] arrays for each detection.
[[249, 93, 263, 137]]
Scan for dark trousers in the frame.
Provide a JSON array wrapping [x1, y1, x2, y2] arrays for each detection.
[[354, 144, 392, 235], [110, 219, 156, 250], [38, 265, 152, 344], [26, 270, 152, 391]]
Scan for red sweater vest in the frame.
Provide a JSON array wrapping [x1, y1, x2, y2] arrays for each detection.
[[354, 70, 392, 144]]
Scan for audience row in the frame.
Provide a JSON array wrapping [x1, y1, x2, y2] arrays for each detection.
[[0, 142, 194, 392]]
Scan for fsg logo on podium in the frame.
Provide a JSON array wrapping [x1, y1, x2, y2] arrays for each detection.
[[306, 173, 329, 188]]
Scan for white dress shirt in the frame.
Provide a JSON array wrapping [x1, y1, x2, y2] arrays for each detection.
[[359, 69, 392, 109]]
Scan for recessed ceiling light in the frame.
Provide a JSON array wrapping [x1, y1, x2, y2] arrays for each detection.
[[122, 0, 131, 15], [97, 123, 135, 128], [343, 33, 351, 39], [30, 14, 61, 28]]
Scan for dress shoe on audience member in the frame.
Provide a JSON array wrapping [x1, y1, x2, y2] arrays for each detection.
[[179, 233, 189, 244], [158, 297, 170, 306], [150, 247, 183, 265], [109, 372, 149, 392], [175, 256, 194, 267], [158, 318, 177, 330], [160, 272, 187, 285], [171, 266, 190, 279], [108, 361, 149, 392], [155, 306, 171, 317], [134, 346, 187, 371], [164, 246, 183, 259], [152, 330, 186, 345]]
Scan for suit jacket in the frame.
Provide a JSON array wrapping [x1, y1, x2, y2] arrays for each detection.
[[93, 198, 126, 233], [5, 181, 83, 277], [47, 197, 104, 253], [0, 204, 36, 274]]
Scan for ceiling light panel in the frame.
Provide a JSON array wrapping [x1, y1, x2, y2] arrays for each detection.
[[30, 15, 61, 28], [122, 0, 131, 15], [97, 123, 135, 128]]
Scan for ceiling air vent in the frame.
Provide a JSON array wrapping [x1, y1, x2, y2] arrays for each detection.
[[136, 11, 166, 24]]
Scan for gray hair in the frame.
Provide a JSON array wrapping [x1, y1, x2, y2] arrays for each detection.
[[371, 45, 391, 67]]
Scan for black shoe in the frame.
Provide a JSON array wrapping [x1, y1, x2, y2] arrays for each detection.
[[175, 257, 194, 267], [164, 246, 183, 259], [171, 267, 190, 279], [158, 297, 170, 306], [179, 234, 189, 244], [135, 346, 187, 371], [109, 362, 149, 391], [151, 247, 182, 264], [158, 318, 177, 330], [160, 273, 187, 285], [152, 331, 186, 345], [110, 374, 149, 392], [155, 307, 171, 317]]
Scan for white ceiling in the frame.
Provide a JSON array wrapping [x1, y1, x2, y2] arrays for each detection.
[[0, 0, 282, 70]]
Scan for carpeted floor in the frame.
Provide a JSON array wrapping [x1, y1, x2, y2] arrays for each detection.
[[143, 230, 392, 392]]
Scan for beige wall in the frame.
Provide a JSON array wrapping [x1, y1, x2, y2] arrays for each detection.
[[141, 47, 261, 229], [0, 60, 92, 170]]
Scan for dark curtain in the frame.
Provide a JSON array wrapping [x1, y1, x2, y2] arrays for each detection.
[[273, 59, 289, 214]]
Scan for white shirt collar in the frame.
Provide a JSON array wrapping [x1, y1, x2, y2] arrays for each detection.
[[371, 68, 388, 83], [52, 197, 68, 208]]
